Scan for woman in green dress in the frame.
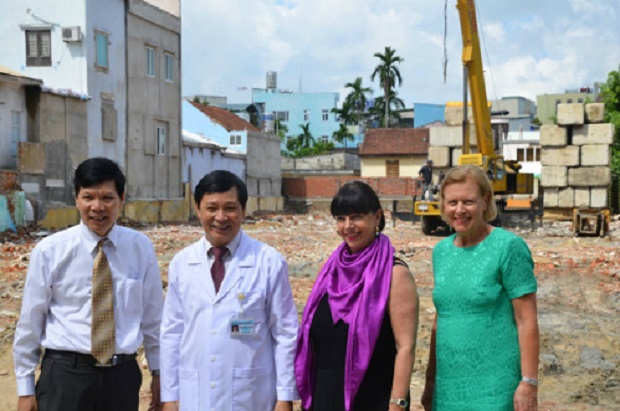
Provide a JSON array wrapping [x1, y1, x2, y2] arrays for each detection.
[[421, 165, 539, 411]]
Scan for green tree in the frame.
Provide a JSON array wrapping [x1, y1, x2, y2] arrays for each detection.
[[331, 100, 355, 125], [274, 119, 288, 141], [332, 123, 354, 148], [344, 77, 373, 128], [601, 65, 620, 176], [297, 122, 315, 149], [371, 46, 404, 128], [370, 90, 406, 128]]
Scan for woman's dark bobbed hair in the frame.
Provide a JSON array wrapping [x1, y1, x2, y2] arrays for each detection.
[[330, 180, 385, 232]]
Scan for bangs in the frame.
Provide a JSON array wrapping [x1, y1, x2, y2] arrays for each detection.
[[330, 184, 378, 217]]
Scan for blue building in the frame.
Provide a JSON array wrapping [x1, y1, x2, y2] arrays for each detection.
[[413, 103, 445, 127], [252, 88, 341, 148]]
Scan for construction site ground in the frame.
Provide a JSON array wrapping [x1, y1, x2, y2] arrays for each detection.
[[0, 212, 618, 410]]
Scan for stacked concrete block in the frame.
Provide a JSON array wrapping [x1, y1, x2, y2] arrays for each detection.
[[540, 103, 615, 210]]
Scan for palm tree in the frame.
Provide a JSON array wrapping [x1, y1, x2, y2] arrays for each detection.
[[331, 100, 355, 125], [274, 119, 288, 141], [344, 77, 373, 130], [297, 123, 315, 149], [371, 46, 404, 128], [371, 91, 406, 128], [332, 123, 354, 148]]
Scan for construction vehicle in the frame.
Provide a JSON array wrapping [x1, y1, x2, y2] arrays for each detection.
[[414, 0, 535, 235]]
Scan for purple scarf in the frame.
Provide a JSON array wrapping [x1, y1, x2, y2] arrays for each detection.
[[295, 234, 395, 411]]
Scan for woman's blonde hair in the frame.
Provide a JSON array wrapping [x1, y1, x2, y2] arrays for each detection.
[[439, 165, 498, 222]]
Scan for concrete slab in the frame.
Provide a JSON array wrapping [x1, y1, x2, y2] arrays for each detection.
[[429, 147, 450, 167], [541, 166, 568, 187], [585, 103, 605, 123], [543, 187, 559, 208], [540, 146, 580, 166], [574, 188, 590, 208], [581, 144, 610, 166], [539, 124, 567, 147], [568, 167, 611, 187], [558, 187, 574, 208], [573, 123, 615, 145], [590, 188, 608, 208], [557, 103, 584, 125]]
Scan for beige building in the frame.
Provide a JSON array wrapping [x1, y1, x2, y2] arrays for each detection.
[[358, 128, 429, 177], [537, 86, 599, 125]]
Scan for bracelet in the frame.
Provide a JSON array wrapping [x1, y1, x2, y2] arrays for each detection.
[[521, 377, 538, 386], [151, 369, 160, 376], [389, 398, 409, 409]]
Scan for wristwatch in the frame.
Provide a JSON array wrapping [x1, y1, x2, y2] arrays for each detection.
[[521, 376, 539, 386], [151, 369, 160, 376], [389, 398, 409, 409]]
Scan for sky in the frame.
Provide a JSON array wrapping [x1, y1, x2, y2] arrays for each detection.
[[181, 0, 620, 107]]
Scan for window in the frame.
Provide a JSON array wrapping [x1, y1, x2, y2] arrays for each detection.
[[577, 98, 584, 103], [567, 98, 573, 104], [386, 160, 399, 177], [516, 148, 525, 162], [274, 111, 289, 122], [95, 31, 109, 72], [526, 148, 534, 162], [156, 123, 167, 155], [535, 148, 540, 161], [25, 30, 51, 67], [146, 46, 156, 77], [321, 135, 328, 144], [10, 111, 21, 159], [164, 53, 174, 81], [322, 109, 329, 121], [229, 135, 242, 146], [303, 110, 310, 122]]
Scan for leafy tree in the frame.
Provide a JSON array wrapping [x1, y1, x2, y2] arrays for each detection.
[[274, 119, 288, 141], [297, 123, 315, 149], [332, 123, 355, 148], [371, 46, 404, 128], [331, 100, 355, 125], [370, 90, 406, 128], [344, 77, 373, 128], [601, 65, 620, 176]]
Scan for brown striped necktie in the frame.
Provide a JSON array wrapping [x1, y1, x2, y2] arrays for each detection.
[[91, 239, 115, 364]]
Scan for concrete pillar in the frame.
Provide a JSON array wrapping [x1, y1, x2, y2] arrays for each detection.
[[539, 124, 567, 147]]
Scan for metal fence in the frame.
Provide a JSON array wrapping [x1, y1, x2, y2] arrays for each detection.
[[610, 174, 620, 214]]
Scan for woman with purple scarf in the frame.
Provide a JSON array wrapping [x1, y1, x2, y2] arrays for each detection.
[[295, 181, 419, 411]]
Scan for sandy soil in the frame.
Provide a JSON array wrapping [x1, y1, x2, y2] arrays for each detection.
[[0, 214, 618, 410]]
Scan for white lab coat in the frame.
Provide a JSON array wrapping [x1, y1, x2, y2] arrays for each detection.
[[161, 230, 299, 411]]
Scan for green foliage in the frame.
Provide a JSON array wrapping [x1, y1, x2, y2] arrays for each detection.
[[274, 119, 288, 141], [344, 77, 373, 126], [371, 46, 404, 128], [332, 123, 354, 145], [601, 65, 620, 176], [531, 117, 542, 126]]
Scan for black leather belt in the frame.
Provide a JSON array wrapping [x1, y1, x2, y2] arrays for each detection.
[[44, 349, 137, 367]]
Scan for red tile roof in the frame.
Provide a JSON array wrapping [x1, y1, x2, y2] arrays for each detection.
[[189, 101, 260, 132], [359, 128, 429, 156]]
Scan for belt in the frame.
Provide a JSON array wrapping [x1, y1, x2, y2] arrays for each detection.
[[44, 349, 137, 367]]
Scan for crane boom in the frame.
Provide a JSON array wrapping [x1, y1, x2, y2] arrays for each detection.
[[456, 0, 494, 155]]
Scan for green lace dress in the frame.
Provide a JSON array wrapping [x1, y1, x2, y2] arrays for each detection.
[[431, 228, 537, 411]]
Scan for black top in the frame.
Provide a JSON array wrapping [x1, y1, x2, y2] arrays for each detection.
[[419, 164, 432, 184], [306, 258, 410, 411]]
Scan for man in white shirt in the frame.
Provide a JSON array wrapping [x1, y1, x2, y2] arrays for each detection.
[[13, 157, 164, 411], [160, 170, 298, 411]]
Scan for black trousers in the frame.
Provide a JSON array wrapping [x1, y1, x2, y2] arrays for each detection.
[[35, 353, 142, 411]]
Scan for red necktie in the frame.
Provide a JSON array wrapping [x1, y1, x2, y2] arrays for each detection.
[[211, 247, 227, 293]]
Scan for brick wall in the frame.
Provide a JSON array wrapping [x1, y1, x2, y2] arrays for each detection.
[[283, 176, 423, 199]]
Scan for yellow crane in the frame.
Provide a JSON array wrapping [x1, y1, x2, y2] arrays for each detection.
[[414, 0, 535, 235]]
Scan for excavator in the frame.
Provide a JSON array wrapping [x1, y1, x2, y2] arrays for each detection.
[[414, 0, 535, 235]]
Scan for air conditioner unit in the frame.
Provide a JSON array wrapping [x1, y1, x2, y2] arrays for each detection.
[[62, 26, 82, 42]]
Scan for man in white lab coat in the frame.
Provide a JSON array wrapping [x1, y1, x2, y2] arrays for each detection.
[[160, 170, 299, 411]]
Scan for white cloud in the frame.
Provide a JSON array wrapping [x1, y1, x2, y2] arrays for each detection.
[[182, 0, 620, 106]]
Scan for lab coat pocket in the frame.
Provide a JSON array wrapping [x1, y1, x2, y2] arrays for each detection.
[[232, 367, 273, 411], [179, 368, 199, 411]]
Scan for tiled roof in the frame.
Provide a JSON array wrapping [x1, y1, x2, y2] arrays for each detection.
[[359, 128, 429, 156], [189, 101, 260, 132]]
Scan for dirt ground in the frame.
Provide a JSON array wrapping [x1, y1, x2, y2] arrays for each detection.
[[0, 213, 618, 410]]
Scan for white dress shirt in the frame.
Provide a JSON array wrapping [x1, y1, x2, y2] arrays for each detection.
[[160, 230, 299, 411], [13, 221, 164, 396]]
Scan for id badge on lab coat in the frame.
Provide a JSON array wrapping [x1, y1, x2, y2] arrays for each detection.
[[230, 291, 255, 337]]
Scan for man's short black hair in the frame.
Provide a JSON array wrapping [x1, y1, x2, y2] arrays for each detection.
[[330, 180, 386, 232], [74, 157, 125, 197], [194, 170, 248, 209]]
